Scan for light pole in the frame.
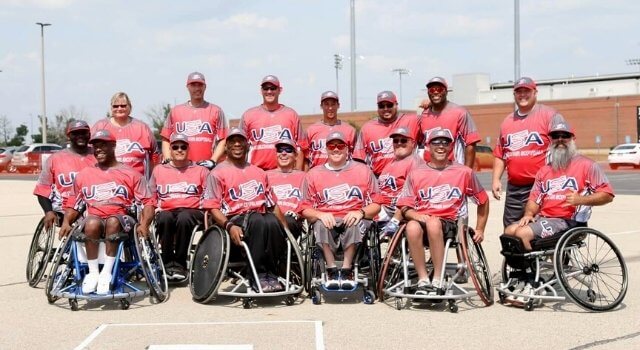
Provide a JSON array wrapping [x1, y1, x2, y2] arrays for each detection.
[[626, 58, 640, 72], [36, 22, 51, 144], [349, 0, 357, 111], [392, 68, 410, 109], [514, 0, 520, 81], [334, 54, 343, 96]]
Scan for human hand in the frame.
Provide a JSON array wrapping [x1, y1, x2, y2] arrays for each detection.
[[492, 180, 502, 200], [318, 212, 336, 229], [229, 225, 244, 246], [43, 211, 57, 230]]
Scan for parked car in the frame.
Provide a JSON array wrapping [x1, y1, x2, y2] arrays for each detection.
[[11, 143, 63, 173], [0, 147, 16, 172], [473, 144, 494, 171], [608, 143, 640, 170]]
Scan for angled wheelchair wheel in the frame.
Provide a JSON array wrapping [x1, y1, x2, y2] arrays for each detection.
[[303, 230, 315, 293], [461, 227, 494, 306], [284, 227, 305, 293], [26, 217, 55, 287], [135, 228, 169, 303], [377, 225, 406, 301], [362, 226, 381, 296], [189, 225, 230, 303], [553, 228, 628, 312], [45, 236, 73, 303]]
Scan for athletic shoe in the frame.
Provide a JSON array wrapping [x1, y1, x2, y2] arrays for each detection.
[[82, 272, 99, 294], [340, 268, 355, 289], [172, 265, 187, 280], [96, 273, 112, 294], [415, 279, 432, 295], [453, 270, 468, 284], [267, 273, 284, 292], [324, 267, 340, 290]]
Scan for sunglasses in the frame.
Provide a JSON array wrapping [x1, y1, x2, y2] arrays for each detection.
[[276, 146, 295, 154], [550, 133, 572, 140], [326, 143, 347, 151], [261, 85, 278, 91], [392, 138, 409, 145], [377, 102, 394, 109], [171, 144, 188, 151], [112, 104, 128, 109], [428, 86, 446, 94], [430, 139, 451, 146]]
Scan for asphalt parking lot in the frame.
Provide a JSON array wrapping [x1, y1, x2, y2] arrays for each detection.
[[1, 179, 639, 350]]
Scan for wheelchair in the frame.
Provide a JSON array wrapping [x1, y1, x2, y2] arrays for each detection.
[[26, 213, 64, 287], [497, 226, 628, 312], [45, 222, 168, 310], [303, 221, 381, 305], [377, 217, 494, 312], [189, 216, 305, 309]]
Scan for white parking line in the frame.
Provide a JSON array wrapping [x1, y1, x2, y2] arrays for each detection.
[[609, 230, 640, 236], [75, 320, 325, 350]]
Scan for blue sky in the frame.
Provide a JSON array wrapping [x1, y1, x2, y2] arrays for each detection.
[[1, 0, 639, 135]]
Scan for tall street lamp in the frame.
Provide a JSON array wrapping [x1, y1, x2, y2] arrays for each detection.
[[334, 54, 343, 96], [36, 22, 51, 144], [349, 0, 357, 111], [392, 68, 410, 109], [626, 58, 640, 72]]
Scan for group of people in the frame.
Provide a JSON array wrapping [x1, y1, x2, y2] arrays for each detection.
[[33, 72, 614, 297]]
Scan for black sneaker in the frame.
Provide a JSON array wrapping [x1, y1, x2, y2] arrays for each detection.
[[340, 268, 355, 289], [172, 265, 187, 280], [324, 267, 340, 290]]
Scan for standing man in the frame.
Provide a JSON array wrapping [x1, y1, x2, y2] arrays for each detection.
[[240, 75, 308, 171], [305, 91, 357, 168], [161, 72, 228, 168], [353, 90, 422, 177], [492, 77, 567, 228], [420, 77, 480, 167]]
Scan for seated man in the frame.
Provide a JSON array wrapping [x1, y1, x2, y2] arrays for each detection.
[[33, 120, 96, 230], [59, 130, 155, 294], [150, 133, 209, 280], [204, 128, 291, 293], [397, 129, 488, 294], [266, 138, 306, 240], [504, 123, 614, 251], [301, 131, 381, 290]]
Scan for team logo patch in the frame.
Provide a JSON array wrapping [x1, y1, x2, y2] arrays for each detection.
[[229, 180, 265, 201], [541, 176, 578, 194], [115, 139, 145, 156], [504, 130, 544, 151], [176, 120, 213, 136], [418, 184, 462, 203], [156, 182, 199, 196], [57, 172, 78, 187], [369, 138, 393, 154], [272, 184, 302, 200], [310, 139, 327, 153], [83, 182, 130, 201], [323, 183, 363, 204], [251, 125, 293, 144], [378, 174, 398, 191]]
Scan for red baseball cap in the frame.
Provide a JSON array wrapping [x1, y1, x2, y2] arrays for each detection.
[[427, 129, 453, 143], [514, 77, 537, 90], [89, 129, 116, 144], [326, 131, 346, 143], [390, 127, 414, 140], [549, 122, 575, 137], [66, 120, 90, 135], [377, 91, 397, 104], [170, 133, 190, 144], [187, 72, 206, 85], [261, 75, 281, 87]]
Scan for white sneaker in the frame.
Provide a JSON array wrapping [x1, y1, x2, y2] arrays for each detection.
[[415, 279, 432, 295], [520, 283, 533, 297], [96, 273, 112, 294], [82, 272, 99, 294]]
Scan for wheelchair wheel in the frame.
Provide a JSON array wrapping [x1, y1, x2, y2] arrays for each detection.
[[363, 227, 381, 297], [460, 227, 494, 306], [135, 228, 169, 303], [303, 231, 315, 293], [377, 226, 410, 301], [26, 217, 55, 287], [45, 236, 73, 304], [553, 228, 628, 312], [189, 225, 230, 303]]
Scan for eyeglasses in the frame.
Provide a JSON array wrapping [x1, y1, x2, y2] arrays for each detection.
[[171, 144, 188, 151], [276, 146, 295, 154], [428, 86, 446, 94], [377, 102, 394, 109], [550, 133, 572, 140], [392, 138, 409, 145], [112, 104, 128, 109], [261, 85, 278, 91], [326, 143, 347, 151], [430, 139, 451, 146]]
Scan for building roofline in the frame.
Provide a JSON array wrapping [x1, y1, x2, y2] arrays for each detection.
[[490, 72, 640, 90]]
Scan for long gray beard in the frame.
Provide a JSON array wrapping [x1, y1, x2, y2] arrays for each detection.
[[550, 141, 577, 171]]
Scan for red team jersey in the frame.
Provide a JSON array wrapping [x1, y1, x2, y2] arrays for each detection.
[[420, 102, 480, 164], [397, 163, 488, 221], [266, 170, 306, 214], [378, 154, 424, 208], [68, 164, 155, 218], [160, 102, 228, 161], [240, 105, 308, 170], [493, 104, 566, 186], [353, 113, 422, 176], [150, 163, 209, 211], [529, 155, 614, 222], [204, 162, 274, 217], [92, 118, 158, 177], [33, 149, 97, 211], [301, 161, 380, 218], [305, 121, 357, 167]]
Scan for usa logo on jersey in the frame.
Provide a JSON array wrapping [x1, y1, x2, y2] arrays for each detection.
[[272, 184, 302, 200], [323, 183, 363, 204], [176, 120, 213, 136], [229, 180, 265, 201], [541, 175, 578, 194], [57, 172, 78, 188], [156, 182, 199, 196], [251, 125, 293, 144], [115, 138, 145, 156], [310, 139, 327, 153], [369, 137, 393, 154], [504, 130, 544, 151], [378, 174, 398, 191], [83, 181, 130, 201], [418, 184, 462, 203]]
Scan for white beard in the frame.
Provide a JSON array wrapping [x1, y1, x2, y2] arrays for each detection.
[[550, 140, 577, 171]]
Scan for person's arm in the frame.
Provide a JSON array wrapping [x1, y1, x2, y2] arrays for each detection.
[[517, 200, 540, 227], [464, 144, 476, 169], [36, 195, 58, 230], [161, 138, 171, 162], [211, 139, 226, 163], [136, 205, 155, 238], [210, 208, 244, 246], [302, 208, 337, 229], [342, 203, 381, 227], [563, 191, 613, 207], [473, 201, 489, 243], [58, 208, 80, 239], [272, 204, 290, 231], [491, 157, 506, 200]]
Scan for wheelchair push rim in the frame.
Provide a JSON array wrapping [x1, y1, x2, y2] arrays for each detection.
[[135, 227, 169, 303], [189, 225, 230, 303], [26, 217, 55, 287], [45, 235, 72, 303], [377, 224, 405, 301], [460, 226, 494, 306]]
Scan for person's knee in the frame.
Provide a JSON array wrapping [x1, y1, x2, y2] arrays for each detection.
[[156, 211, 173, 226], [405, 221, 423, 238], [175, 210, 196, 228], [504, 223, 518, 235], [105, 217, 122, 234], [83, 218, 102, 237]]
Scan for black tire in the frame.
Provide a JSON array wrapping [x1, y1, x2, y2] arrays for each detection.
[[45, 236, 73, 304], [26, 217, 54, 287], [553, 228, 628, 312], [460, 227, 494, 306], [189, 226, 230, 303], [303, 231, 315, 293], [363, 227, 381, 297], [135, 228, 169, 303]]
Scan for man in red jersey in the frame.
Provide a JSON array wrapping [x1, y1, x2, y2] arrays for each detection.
[[267, 138, 306, 239], [204, 128, 290, 292], [377, 127, 424, 239], [353, 90, 422, 176], [305, 91, 357, 168], [504, 123, 613, 251], [150, 133, 209, 280], [492, 77, 567, 228], [398, 129, 489, 294], [160, 72, 228, 167], [240, 75, 308, 171], [420, 77, 480, 167], [301, 131, 381, 290], [33, 120, 96, 230], [59, 130, 156, 295]]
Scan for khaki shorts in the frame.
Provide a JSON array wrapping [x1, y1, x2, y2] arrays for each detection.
[[313, 218, 373, 253]]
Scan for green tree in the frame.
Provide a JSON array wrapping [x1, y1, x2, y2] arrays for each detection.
[[145, 103, 171, 140], [8, 124, 28, 146], [31, 106, 87, 144]]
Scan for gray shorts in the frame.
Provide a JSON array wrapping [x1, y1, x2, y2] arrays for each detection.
[[529, 217, 580, 239], [78, 214, 136, 236], [313, 218, 373, 253]]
